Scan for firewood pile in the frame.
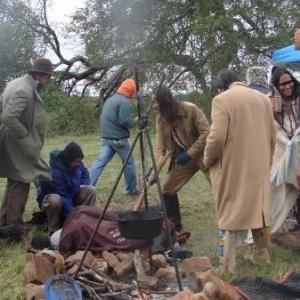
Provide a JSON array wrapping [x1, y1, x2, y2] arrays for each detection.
[[23, 249, 244, 300]]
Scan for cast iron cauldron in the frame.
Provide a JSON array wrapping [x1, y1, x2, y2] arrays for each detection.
[[118, 210, 164, 239]]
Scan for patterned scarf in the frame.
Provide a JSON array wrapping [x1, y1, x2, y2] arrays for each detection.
[[271, 84, 284, 113], [271, 85, 300, 138]]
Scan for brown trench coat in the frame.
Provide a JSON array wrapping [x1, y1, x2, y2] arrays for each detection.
[[155, 101, 210, 170], [0, 74, 49, 183], [204, 82, 276, 230]]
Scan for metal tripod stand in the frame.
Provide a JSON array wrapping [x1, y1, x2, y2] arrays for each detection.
[[75, 69, 183, 291]]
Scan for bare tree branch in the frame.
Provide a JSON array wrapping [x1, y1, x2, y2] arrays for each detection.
[[168, 68, 189, 88]]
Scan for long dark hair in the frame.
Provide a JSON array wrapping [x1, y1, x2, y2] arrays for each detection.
[[271, 65, 300, 99], [155, 85, 181, 125], [271, 64, 300, 137]]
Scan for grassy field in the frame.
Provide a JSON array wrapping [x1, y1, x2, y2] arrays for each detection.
[[0, 134, 300, 299]]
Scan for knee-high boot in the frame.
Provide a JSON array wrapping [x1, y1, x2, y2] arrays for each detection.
[[162, 193, 182, 231]]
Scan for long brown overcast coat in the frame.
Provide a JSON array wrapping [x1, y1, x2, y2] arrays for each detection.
[[156, 101, 210, 170], [0, 74, 49, 183], [204, 82, 276, 230]]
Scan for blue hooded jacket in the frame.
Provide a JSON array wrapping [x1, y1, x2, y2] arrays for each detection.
[[37, 150, 91, 216]]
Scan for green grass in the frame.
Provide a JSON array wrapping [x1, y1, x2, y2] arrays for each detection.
[[1, 134, 300, 298]]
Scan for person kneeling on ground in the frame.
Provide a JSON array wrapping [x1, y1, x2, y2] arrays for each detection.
[[37, 142, 96, 234]]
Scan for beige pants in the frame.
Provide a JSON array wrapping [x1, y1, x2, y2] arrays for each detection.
[[0, 179, 30, 226], [163, 160, 200, 195], [42, 185, 96, 233]]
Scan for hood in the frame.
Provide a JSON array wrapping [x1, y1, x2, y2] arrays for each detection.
[[49, 150, 64, 169]]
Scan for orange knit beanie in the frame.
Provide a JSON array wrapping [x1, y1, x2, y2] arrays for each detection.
[[117, 78, 137, 98]]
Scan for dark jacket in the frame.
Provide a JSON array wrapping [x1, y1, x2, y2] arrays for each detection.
[[37, 150, 90, 215], [249, 83, 270, 95]]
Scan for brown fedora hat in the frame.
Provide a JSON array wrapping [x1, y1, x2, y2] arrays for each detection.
[[30, 58, 54, 76]]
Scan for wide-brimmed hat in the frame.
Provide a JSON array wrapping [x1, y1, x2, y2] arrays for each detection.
[[30, 58, 54, 76]]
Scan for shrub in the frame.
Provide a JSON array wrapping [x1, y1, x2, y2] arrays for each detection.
[[178, 91, 213, 120], [42, 85, 98, 136]]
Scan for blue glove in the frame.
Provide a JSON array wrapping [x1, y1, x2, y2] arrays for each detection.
[[176, 152, 191, 165]]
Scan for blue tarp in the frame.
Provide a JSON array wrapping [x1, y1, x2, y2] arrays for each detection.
[[272, 44, 300, 64]]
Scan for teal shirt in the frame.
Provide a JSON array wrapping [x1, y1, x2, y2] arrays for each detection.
[[100, 93, 137, 139]]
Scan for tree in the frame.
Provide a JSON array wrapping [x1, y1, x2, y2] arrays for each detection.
[[0, 0, 44, 91], [69, 0, 300, 93], [2, 0, 300, 96]]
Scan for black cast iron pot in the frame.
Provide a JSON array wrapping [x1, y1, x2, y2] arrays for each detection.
[[118, 210, 164, 239]]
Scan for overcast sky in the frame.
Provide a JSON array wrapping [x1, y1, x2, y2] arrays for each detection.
[[45, 0, 86, 62], [47, 0, 85, 23]]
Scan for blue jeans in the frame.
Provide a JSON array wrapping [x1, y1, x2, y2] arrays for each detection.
[[89, 138, 137, 194]]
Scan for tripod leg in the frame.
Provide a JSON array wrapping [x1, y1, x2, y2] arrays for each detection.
[[144, 129, 183, 291], [75, 131, 141, 278]]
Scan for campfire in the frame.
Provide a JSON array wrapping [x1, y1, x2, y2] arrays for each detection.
[[24, 247, 244, 300]]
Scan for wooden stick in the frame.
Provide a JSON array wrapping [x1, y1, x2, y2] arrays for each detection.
[[141, 289, 177, 295], [77, 276, 107, 291], [81, 265, 133, 292], [78, 281, 103, 300]]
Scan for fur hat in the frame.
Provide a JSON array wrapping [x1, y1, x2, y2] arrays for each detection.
[[30, 58, 54, 76], [117, 78, 137, 98], [246, 66, 268, 86]]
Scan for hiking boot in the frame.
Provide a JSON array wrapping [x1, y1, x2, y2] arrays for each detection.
[[244, 247, 270, 266], [0, 223, 24, 244], [125, 190, 140, 197]]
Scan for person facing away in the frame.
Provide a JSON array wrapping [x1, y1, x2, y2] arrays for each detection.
[[89, 78, 139, 196], [204, 69, 276, 273], [246, 66, 270, 95], [0, 58, 53, 227], [148, 85, 210, 233], [37, 142, 96, 234]]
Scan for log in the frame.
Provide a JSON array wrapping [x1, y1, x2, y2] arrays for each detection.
[[102, 251, 120, 269], [133, 250, 145, 280], [133, 250, 159, 289]]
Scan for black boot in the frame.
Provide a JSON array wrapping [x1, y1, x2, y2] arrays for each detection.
[[163, 194, 182, 231], [0, 223, 24, 244]]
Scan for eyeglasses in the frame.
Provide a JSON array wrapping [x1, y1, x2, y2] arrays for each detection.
[[279, 80, 293, 86]]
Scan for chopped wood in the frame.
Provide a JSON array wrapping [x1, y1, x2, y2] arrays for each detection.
[[102, 251, 120, 269], [133, 250, 159, 289], [114, 256, 134, 277], [133, 249, 145, 280], [116, 252, 133, 261]]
